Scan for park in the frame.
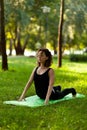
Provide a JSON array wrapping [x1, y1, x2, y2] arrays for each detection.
[[0, 0, 87, 130]]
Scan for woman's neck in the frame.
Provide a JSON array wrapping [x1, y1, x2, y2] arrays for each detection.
[[40, 65, 46, 69]]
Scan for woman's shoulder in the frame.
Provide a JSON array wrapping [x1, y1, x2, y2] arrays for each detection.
[[48, 68, 54, 77], [48, 67, 54, 70], [32, 67, 38, 73], [48, 67, 54, 73]]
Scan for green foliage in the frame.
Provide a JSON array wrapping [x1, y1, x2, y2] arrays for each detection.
[[63, 0, 87, 49], [4, 0, 87, 51], [0, 56, 87, 130], [70, 54, 87, 62]]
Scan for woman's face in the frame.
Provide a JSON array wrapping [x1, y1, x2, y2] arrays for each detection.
[[37, 51, 48, 64]]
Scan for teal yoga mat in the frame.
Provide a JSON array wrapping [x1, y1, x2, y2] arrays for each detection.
[[3, 93, 85, 108]]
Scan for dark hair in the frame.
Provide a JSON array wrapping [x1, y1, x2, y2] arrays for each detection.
[[36, 48, 52, 67]]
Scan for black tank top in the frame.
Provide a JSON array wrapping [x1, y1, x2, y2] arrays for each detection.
[[34, 67, 51, 99]]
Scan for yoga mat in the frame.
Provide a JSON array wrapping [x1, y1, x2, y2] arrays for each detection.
[[3, 93, 85, 108]]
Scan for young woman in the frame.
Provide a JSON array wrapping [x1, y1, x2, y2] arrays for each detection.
[[18, 48, 76, 105]]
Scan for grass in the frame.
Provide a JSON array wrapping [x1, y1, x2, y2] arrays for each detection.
[[0, 56, 87, 130]]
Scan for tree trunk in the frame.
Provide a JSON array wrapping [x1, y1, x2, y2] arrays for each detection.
[[0, 0, 8, 70], [9, 39, 13, 55], [57, 0, 64, 67], [14, 26, 29, 55], [23, 34, 29, 51]]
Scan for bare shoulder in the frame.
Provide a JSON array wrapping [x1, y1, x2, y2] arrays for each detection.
[[33, 67, 37, 71], [31, 67, 37, 75], [32, 67, 37, 72], [49, 68, 54, 74]]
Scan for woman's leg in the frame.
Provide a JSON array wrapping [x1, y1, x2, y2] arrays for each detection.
[[53, 85, 61, 92], [50, 88, 76, 100], [62, 88, 76, 97]]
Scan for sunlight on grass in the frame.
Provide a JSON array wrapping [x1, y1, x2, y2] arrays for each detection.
[[66, 63, 87, 73]]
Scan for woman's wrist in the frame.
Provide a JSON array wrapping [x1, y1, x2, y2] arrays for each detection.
[[44, 99, 49, 105]]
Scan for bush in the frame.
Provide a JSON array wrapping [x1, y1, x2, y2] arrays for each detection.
[[70, 54, 87, 62]]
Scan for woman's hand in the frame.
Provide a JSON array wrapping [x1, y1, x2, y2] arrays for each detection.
[[18, 98, 23, 101], [44, 99, 49, 105]]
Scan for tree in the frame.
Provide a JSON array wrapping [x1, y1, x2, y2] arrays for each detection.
[[57, 0, 64, 67], [5, 0, 33, 55], [4, 0, 87, 56], [0, 0, 8, 70], [62, 0, 87, 50], [5, 0, 60, 53]]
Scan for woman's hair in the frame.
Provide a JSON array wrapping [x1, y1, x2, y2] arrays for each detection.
[[36, 48, 52, 67]]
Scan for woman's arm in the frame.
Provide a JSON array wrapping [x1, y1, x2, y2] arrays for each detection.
[[18, 68, 36, 101], [44, 68, 55, 105]]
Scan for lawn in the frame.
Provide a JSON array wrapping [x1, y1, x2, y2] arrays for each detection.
[[0, 56, 87, 130]]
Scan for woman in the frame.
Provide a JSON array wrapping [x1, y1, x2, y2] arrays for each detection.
[[19, 48, 76, 105]]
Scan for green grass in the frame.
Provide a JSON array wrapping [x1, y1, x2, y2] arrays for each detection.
[[0, 56, 87, 130]]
